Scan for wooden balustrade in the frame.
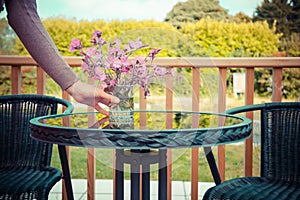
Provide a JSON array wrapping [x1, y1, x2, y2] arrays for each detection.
[[1, 55, 300, 200]]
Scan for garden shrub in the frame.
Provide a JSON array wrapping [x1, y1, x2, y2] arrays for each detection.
[[180, 18, 280, 57]]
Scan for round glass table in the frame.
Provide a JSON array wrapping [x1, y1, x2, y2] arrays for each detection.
[[30, 111, 252, 200]]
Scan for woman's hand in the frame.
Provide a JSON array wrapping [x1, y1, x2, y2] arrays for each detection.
[[66, 80, 119, 115]]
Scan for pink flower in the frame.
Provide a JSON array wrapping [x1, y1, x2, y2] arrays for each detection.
[[119, 55, 129, 64], [148, 48, 161, 61], [92, 30, 102, 39], [114, 39, 121, 47], [69, 38, 82, 52], [69, 30, 167, 98], [135, 56, 146, 65], [144, 87, 150, 97], [129, 39, 143, 49], [136, 65, 148, 78], [108, 47, 125, 59], [112, 62, 122, 70], [82, 62, 89, 73], [91, 30, 106, 45], [153, 66, 166, 76], [110, 79, 117, 87], [94, 68, 107, 81], [125, 39, 149, 51], [98, 37, 106, 46], [121, 65, 131, 73], [86, 47, 97, 57]]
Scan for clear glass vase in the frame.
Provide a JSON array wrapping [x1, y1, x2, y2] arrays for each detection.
[[109, 84, 134, 129]]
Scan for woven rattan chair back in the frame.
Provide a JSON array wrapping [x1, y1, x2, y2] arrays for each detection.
[[260, 103, 300, 182], [0, 94, 73, 200], [203, 102, 300, 200]]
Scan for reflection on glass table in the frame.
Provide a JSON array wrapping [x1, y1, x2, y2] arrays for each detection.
[[30, 111, 252, 200]]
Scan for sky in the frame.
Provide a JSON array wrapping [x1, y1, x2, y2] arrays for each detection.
[[0, 0, 264, 21]]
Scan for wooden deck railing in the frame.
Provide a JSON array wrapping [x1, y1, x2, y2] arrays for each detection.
[[1, 55, 300, 200]]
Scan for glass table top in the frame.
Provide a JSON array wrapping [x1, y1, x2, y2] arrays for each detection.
[[30, 110, 252, 149]]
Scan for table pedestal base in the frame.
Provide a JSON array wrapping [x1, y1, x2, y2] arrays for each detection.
[[115, 149, 167, 200]]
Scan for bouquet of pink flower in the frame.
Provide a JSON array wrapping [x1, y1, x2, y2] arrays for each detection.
[[69, 30, 166, 97]]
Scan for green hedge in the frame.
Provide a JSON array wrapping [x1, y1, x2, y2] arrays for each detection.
[[14, 18, 279, 57], [180, 18, 280, 57]]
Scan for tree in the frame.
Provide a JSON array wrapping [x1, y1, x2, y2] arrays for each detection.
[[234, 12, 252, 23], [290, 0, 300, 33], [253, 0, 300, 37], [164, 0, 232, 28]]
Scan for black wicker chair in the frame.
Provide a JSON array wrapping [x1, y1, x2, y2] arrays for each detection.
[[0, 94, 73, 200], [203, 102, 300, 200]]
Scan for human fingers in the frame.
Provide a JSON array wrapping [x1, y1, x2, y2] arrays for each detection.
[[95, 86, 120, 106]]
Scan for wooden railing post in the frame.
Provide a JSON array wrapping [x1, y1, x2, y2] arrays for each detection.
[[191, 67, 200, 200], [244, 68, 254, 176], [87, 141, 96, 200], [36, 66, 46, 95], [272, 67, 283, 102], [11, 65, 21, 94], [218, 67, 227, 181], [62, 91, 72, 200], [166, 68, 173, 200]]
